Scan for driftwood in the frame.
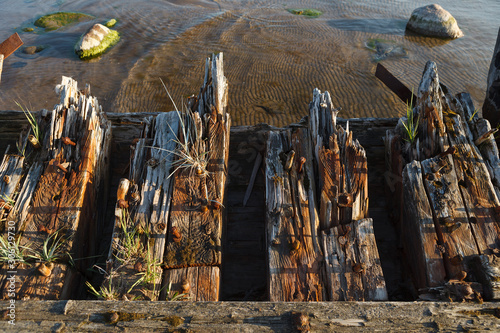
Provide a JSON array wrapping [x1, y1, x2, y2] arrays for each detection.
[[265, 89, 385, 301], [103, 53, 230, 301], [0, 77, 111, 300], [387, 60, 500, 297]]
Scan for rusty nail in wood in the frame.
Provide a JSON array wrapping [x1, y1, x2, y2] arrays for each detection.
[[172, 227, 182, 243], [0, 199, 12, 211], [132, 138, 141, 145], [53, 160, 67, 173], [38, 262, 53, 277], [61, 136, 76, 146], [475, 128, 498, 146], [353, 262, 365, 274], [285, 150, 295, 171], [181, 278, 190, 293], [158, 222, 166, 231], [337, 193, 353, 207], [200, 205, 209, 213], [290, 239, 300, 251], [117, 199, 129, 209], [3, 175, 10, 184], [439, 146, 456, 157], [338, 235, 347, 246], [298, 157, 306, 173]]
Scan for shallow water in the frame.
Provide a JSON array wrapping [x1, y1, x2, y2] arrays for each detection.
[[0, 0, 498, 126]]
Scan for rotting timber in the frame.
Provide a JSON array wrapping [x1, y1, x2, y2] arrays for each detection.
[[265, 89, 387, 301], [0, 77, 111, 299], [2, 54, 500, 330], [106, 54, 230, 301], [385, 61, 500, 301]]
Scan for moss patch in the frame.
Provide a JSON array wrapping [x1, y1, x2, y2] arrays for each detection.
[[105, 19, 117, 28], [76, 29, 120, 60], [288, 9, 322, 18], [162, 315, 184, 326], [34, 12, 94, 31]]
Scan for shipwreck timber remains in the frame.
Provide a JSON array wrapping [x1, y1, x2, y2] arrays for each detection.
[[0, 51, 500, 330]]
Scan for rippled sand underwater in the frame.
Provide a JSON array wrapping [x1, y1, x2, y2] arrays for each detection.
[[0, 0, 499, 126]]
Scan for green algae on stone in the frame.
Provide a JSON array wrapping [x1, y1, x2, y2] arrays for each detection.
[[34, 12, 94, 31], [365, 38, 407, 62], [75, 24, 120, 60], [105, 19, 117, 28], [22, 27, 34, 32], [288, 8, 322, 18]]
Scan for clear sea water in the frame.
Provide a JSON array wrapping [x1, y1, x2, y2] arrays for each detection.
[[0, 0, 499, 126]]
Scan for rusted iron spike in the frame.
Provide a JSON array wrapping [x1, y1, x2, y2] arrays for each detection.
[[439, 146, 456, 157], [337, 193, 353, 207], [297, 157, 306, 173], [61, 136, 76, 146], [53, 160, 68, 173], [0, 33, 23, 59], [475, 128, 498, 146]]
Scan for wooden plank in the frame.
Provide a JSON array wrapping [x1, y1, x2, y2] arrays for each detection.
[[375, 63, 416, 105], [443, 104, 500, 256], [265, 129, 325, 301], [322, 219, 387, 301], [161, 266, 219, 301], [0, 76, 111, 300], [420, 154, 480, 280], [401, 160, 446, 290], [0, 33, 23, 59]]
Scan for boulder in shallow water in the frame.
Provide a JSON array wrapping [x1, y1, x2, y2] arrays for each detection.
[[483, 28, 500, 129], [75, 23, 120, 60], [406, 4, 463, 39]]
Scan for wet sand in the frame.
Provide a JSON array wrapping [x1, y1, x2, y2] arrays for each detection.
[[0, 0, 499, 126]]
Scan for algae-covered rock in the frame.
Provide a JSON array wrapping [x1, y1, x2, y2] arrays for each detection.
[[406, 4, 463, 39], [105, 19, 117, 28], [34, 12, 94, 31], [75, 23, 120, 60], [365, 39, 407, 62], [288, 9, 322, 18]]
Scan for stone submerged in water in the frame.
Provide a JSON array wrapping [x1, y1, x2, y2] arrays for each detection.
[[75, 23, 120, 60], [406, 4, 463, 39]]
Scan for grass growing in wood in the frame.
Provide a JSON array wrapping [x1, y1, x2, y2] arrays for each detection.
[[148, 79, 210, 179], [28, 230, 67, 263], [400, 94, 419, 144], [86, 277, 118, 300], [116, 209, 142, 260], [16, 101, 41, 149], [0, 235, 32, 266]]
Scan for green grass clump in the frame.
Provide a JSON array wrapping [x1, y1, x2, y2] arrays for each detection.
[[34, 12, 94, 31], [288, 8, 323, 18], [76, 29, 120, 60]]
